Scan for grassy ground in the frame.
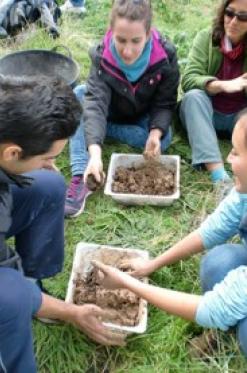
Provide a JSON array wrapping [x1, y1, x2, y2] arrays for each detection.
[[1, 0, 247, 372]]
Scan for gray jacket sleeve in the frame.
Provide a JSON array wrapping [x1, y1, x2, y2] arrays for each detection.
[[149, 43, 180, 135], [83, 64, 112, 147]]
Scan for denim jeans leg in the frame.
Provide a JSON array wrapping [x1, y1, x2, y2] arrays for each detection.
[[200, 244, 247, 357], [70, 0, 85, 6], [213, 111, 237, 133], [0, 0, 15, 24], [0, 269, 41, 373], [6, 170, 66, 279], [160, 127, 172, 151], [179, 89, 222, 166], [106, 115, 172, 152], [200, 243, 247, 292], [237, 317, 247, 358], [69, 84, 89, 176]]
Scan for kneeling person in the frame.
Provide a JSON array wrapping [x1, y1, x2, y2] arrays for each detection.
[[0, 76, 124, 373]]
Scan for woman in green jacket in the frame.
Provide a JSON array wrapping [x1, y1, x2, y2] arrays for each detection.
[[180, 0, 247, 187]]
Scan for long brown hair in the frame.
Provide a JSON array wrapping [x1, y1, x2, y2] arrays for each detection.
[[110, 0, 152, 33], [212, 0, 247, 44]]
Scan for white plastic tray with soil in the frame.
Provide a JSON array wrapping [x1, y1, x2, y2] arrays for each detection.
[[104, 153, 180, 206], [65, 242, 149, 334]]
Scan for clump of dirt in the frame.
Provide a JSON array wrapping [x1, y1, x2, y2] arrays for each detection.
[[86, 173, 104, 191], [73, 248, 143, 327], [112, 161, 176, 195]]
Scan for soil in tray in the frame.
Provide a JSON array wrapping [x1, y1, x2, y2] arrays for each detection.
[[73, 249, 142, 327], [111, 161, 176, 195]]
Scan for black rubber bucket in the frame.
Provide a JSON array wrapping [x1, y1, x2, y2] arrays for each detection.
[[0, 46, 80, 87]]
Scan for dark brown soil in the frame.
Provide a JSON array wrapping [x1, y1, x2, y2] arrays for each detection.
[[112, 161, 176, 195], [86, 173, 104, 191], [73, 248, 143, 327]]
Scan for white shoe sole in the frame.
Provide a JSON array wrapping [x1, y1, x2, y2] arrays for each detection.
[[65, 190, 93, 218]]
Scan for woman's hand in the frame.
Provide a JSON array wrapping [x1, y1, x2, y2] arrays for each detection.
[[84, 156, 104, 184], [84, 144, 104, 183], [92, 260, 132, 290], [223, 74, 247, 93], [206, 73, 247, 94], [121, 257, 156, 277], [144, 129, 162, 159]]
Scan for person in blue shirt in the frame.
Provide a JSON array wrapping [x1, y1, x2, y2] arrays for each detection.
[[92, 107, 247, 358]]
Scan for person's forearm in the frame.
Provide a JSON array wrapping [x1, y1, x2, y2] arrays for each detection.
[[149, 128, 163, 139], [149, 230, 204, 272], [206, 80, 227, 95], [123, 276, 201, 321], [36, 293, 77, 323], [88, 144, 102, 158]]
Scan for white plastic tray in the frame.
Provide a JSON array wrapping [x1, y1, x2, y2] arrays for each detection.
[[104, 153, 180, 206], [65, 242, 149, 334]]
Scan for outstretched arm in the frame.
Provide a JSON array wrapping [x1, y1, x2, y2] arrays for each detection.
[[127, 230, 204, 277], [92, 261, 201, 321]]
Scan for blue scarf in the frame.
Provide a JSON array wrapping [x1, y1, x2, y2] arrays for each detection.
[[110, 36, 152, 82]]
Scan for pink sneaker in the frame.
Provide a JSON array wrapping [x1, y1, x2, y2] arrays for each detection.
[[65, 175, 92, 218]]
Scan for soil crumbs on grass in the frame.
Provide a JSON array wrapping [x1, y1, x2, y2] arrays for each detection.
[[112, 161, 176, 195], [73, 248, 142, 327]]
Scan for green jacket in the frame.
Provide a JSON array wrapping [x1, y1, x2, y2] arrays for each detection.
[[181, 28, 247, 92]]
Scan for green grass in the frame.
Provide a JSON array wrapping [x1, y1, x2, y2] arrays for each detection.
[[1, 0, 247, 372]]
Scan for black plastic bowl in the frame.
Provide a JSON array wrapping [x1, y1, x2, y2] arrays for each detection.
[[0, 47, 80, 87]]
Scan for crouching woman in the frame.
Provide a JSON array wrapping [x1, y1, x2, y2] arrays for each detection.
[[93, 108, 247, 358]]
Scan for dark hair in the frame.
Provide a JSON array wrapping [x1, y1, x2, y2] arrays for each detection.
[[212, 0, 247, 44], [0, 76, 81, 159], [110, 0, 152, 33]]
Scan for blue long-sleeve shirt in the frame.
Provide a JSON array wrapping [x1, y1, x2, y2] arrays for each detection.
[[196, 266, 247, 330], [198, 188, 247, 250], [195, 188, 247, 330]]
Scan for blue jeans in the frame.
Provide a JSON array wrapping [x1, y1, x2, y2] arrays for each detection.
[[0, 269, 41, 373], [70, 84, 172, 176], [7, 170, 66, 279], [70, 0, 85, 6], [179, 89, 237, 166], [0, 170, 66, 372], [200, 244, 247, 357], [0, 0, 15, 24]]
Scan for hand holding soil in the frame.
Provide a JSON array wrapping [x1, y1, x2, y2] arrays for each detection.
[[86, 173, 104, 191], [144, 129, 162, 158], [121, 257, 154, 277], [71, 303, 126, 346], [84, 154, 104, 184], [92, 260, 128, 290]]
